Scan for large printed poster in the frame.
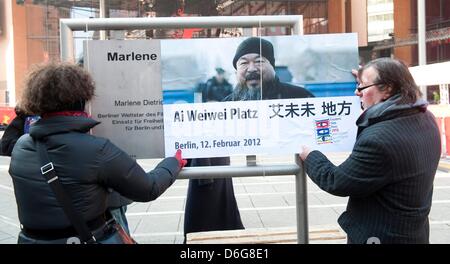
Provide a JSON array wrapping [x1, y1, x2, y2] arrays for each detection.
[[85, 34, 360, 159], [162, 34, 361, 158]]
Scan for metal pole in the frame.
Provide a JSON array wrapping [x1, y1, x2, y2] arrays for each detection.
[[99, 0, 106, 40], [292, 16, 303, 35], [60, 15, 302, 63], [290, 22, 306, 244], [60, 15, 303, 30], [60, 15, 303, 61], [59, 20, 74, 62], [178, 164, 299, 179], [418, 0, 427, 100], [295, 154, 309, 244]]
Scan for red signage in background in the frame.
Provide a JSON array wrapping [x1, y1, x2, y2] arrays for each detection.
[[0, 107, 16, 125], [170, 8, 203, 39]]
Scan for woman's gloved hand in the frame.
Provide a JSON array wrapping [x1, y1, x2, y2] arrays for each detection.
[[175, 149, 188, 169]]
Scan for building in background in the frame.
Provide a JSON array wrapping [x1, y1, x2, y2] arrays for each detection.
[[0, 0, 449, 109], [369, 0, 450, 66], [393, 0, 449, 101], [0, 0, 70, 109], [367, 0, 394, 43]]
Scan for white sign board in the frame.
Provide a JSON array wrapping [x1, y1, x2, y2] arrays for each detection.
[[85, 40, 164, 159], [164, 96, 360, 158]]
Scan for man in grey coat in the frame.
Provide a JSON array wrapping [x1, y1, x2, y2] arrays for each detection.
[[300, 58, 441, 244]]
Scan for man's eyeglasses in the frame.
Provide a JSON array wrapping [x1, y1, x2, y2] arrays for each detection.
[[356, 83, 384, 92]]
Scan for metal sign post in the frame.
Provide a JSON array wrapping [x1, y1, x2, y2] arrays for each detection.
[[60, 15, 303, 61], [60, 15, 309, 244]]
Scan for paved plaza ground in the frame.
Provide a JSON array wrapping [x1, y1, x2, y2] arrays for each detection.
[[1, 153, 450, 244]]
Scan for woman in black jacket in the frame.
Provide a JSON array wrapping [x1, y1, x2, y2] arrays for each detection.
[[8, 62, 186, 244]]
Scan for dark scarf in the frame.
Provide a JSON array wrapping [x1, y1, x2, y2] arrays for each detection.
[[356, 94, 428, 130]]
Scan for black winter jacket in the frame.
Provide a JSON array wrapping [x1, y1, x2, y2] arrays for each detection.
[[9, 115, 180, 230]]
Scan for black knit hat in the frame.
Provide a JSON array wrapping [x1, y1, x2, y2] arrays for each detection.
[[233, 37, 275, 69]]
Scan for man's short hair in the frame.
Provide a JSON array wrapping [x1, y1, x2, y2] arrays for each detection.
[[233, 37, 275, 69]]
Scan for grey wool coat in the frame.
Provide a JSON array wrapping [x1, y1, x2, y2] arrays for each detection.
[[305, 95, 441, 244]]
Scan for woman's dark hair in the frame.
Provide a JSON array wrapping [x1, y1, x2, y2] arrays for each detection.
[[358, 58, 421, 104], [21, 62, 95, 115]]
